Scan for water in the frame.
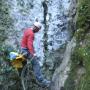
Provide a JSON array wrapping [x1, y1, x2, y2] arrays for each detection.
[[6, 0, 71, 64]]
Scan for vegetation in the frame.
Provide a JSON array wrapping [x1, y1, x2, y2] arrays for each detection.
[[0, 1, 16, 90], [64, 0, 90, 90], [0, 0, 12, 45], [0, 0, 90, 90]]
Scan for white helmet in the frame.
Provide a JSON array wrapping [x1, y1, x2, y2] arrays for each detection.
[[34, 22, 41, 29]]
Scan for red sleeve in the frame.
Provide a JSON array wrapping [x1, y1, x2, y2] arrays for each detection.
[[27, 35, 35, 55], [21, 32, 27, 47]]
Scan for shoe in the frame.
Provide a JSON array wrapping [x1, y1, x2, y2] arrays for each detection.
[[41, 79, 51, 87]]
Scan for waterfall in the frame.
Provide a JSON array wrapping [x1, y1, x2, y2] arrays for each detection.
[[51, 38, 76, 90]]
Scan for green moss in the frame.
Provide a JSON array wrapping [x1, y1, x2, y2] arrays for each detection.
[[78, 46, 90, 90], [75, 0, 90, 42], [64, 61, 77, 90], [64, 41, 90, 90], [77, 0, 90, 30], [64, 0, 90, 88], [75, 28, 85, 42], [64, 46, 81, 90], [0, 0, 12, 45]]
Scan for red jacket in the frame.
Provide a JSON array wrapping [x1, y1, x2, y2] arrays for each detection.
[[21, 28, 35, 55]]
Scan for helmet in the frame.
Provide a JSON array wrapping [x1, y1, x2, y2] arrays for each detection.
[[34, 22, 41, 29], [9, 52, 18, 61]]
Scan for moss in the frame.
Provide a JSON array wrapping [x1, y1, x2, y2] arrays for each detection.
[[64, 46, 81, 90], [77, 0, 90, 30], [64, 40, 90, 90], [0, 0, 12, 45], [74, 28, 85, 42], [64, 0, 90, 89], [75, 0, 90, 43], [64, 62, 77, 90], [78, 45, 90, 90], [75, 0, 90, 89], [64, 31, 90, 90]]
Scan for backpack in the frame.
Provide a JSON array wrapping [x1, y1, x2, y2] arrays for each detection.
[[9, 52, 26, 69], [9, 52, 18, 61]]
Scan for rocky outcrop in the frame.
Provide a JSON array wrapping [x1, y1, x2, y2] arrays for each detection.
[[5, 0, 71, 62], [68, 0, 77, 37], [64, 0, 90, 90], [50, 38, 76, 90], [48, 0, 77, 89], [0, 0, 77, 90]]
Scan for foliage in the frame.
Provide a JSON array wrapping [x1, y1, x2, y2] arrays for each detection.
[[0, 1, 15, 87], [0, 45, 15, 73], [0, 0, 12, 45], [75, 0, 90, 42], [77, 0, 90, 30], [64, 40, 90, 90], [64, 0, 90, 90], [75, 28, 85, 42]]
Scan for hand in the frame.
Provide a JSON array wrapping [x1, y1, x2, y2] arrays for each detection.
[[33, 53, 37, 57]]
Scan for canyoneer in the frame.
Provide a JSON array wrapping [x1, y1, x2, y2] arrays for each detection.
[[20, 20, 51, 87]]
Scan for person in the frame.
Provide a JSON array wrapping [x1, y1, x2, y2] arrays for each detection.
[[20, 21, 50, 87]]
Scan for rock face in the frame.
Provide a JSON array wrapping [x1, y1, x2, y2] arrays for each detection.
[[5, 0, 71, 63], [46, 0, 77, 90], [0, 0, 77, 90], [0, 1, 12, 46], [51, 38, 76, 90], [1, 0, 90, 90], [63, 0, 90, 90], [68, 0, 77, 37]]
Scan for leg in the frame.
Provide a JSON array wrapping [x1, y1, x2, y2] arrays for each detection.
[[32, 57, 51, 87], [31, 57, 44, 82]]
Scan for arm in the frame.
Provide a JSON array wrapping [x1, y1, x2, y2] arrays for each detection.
[[27, 35, 35, 55], [21, 30, 27, 48]]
